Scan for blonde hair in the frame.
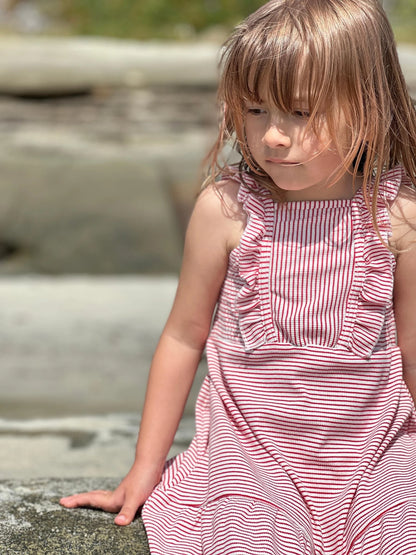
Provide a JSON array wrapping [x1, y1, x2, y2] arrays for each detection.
[[205, 0, 416, 216]]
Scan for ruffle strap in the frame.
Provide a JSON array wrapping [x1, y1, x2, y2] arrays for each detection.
[[348, 235, 394, 358], [228, 172, 274, 352], [348, 166, 403, 358]]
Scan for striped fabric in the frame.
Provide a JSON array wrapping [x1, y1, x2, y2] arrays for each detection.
[[142, 166, 416, 554]]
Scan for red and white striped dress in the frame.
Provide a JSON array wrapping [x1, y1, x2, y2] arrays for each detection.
[[142, 166, 416, 554]]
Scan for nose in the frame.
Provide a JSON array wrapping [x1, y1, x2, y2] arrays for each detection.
[[262, 121, 291, 149]]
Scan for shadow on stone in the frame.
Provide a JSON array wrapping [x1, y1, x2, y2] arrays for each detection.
[[0, 478, 150, 554]]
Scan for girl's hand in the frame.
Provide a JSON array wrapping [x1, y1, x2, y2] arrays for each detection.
[[59, 464, 161, 526]]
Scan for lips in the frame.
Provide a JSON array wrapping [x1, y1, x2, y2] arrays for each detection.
[[266, 158, 299, 165]]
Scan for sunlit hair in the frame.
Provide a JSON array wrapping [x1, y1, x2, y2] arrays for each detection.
[[204, 0, 416, 225]]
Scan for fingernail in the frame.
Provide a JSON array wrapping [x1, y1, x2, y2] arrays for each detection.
[[116, 515, 127, 524]]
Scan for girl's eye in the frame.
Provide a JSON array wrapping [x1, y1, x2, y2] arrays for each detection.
[[246, 107, 266, 116], [293, 110, 310, 118]]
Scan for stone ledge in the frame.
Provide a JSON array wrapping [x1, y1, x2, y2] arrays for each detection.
[[0, 37, 219, 95], [0, 478, 150, 554]]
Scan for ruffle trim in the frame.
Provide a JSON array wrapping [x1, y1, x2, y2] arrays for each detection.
[[348, 166, 404, 358], [228, 171, 274, 351]]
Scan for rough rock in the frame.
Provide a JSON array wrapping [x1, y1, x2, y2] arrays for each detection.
[[0, 478, 150, 554]]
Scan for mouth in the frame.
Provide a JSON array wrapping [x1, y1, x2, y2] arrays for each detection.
[[266, 158, 299, 166]]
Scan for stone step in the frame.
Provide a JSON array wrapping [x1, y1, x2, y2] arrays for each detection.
[[0, 413, 194, 480], [0, 276, 206, 419], [0, 37, 219, 95]]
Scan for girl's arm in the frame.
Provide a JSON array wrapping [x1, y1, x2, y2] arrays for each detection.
[[392, 194, 416, 405], [60, 181, 244, 525]]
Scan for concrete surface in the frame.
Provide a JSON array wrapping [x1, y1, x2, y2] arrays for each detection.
[[0, 276, 178, 416], [0, 478, 150, 554]]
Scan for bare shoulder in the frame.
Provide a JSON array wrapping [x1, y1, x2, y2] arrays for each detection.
[[389, 186, 416, 252], [197, 179, 244, 219], [192, 179, 246, 252]]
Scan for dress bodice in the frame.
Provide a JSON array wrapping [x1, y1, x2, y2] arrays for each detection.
[[212, 166, 410, 359]]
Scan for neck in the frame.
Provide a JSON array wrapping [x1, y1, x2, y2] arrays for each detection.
[[284, 174, 363, 202]]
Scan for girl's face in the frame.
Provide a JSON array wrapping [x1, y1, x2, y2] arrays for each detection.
[[244, 98, 356, 201]]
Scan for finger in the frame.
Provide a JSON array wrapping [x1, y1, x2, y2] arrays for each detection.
[[114, 501, 141, 526], [59, 492, 101, 508], [60, 490, 119, 512]]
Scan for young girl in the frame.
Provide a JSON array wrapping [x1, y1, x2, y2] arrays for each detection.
[[60, 0, 416, 553]]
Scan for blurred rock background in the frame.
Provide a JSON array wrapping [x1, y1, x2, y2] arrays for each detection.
[[0, 0, 415, 482]]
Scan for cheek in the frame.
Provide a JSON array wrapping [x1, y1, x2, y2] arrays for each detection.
[[300, 126, 338, 159], [245, 120, 263, 142], [300, 134, 323, 156], [245, 131, 265, 158], [241, 123, 262, 163], [299, 119, 333, 152]]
